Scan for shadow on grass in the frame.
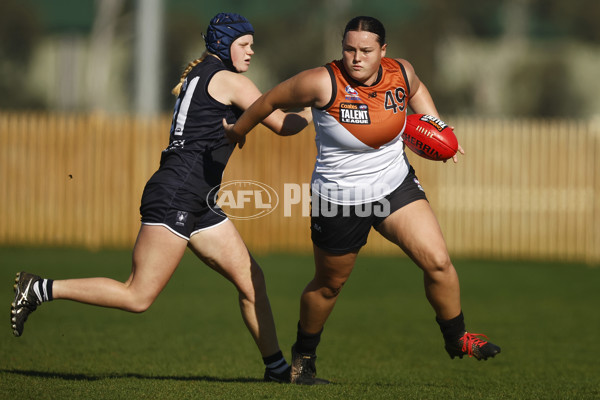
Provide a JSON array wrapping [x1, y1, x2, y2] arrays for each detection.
[[1, 369, 263, 383]]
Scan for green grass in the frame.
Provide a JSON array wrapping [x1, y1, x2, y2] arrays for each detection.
[[1, 247, 599, 399]]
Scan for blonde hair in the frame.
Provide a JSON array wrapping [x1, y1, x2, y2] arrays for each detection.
[[171, 51, 209, 96]]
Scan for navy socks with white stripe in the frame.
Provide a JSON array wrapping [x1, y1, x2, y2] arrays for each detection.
[[263, 350, 290, 375], [33, 279, 54, 303]]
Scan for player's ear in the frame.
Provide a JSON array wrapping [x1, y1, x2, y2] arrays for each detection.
[[381, 43, 387, 56]]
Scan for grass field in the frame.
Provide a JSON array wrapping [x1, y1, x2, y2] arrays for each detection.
[[1, 247, 599, 399]]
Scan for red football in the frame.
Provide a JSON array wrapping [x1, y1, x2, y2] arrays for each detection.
[[402, 114, 458, 161]]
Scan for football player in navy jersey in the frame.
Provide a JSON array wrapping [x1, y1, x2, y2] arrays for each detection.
[[225, 16, 499, 384], [11, 13, 311, 383]]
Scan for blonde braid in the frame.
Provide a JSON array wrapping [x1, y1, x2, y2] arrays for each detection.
[[171, 51, 209, 96]]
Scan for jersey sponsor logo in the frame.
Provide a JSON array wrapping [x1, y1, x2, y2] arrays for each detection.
[[344, 85, 361, 101], [339, 103, 370, 125]]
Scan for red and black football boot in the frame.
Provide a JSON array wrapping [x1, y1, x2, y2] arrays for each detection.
[[445, 332, 501, 360]]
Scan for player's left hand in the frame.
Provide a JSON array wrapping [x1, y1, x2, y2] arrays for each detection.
[[445, 144, 465, 163], [443, 125, 464, 163]]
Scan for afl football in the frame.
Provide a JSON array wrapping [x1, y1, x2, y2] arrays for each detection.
[[402, 114, 458, 161]]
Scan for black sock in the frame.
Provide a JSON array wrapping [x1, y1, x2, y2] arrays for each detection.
[[436, 311, 465, 342], [263, 350, 289, 373], [294, 321, 322, 354], [33, 279, 54, 303]]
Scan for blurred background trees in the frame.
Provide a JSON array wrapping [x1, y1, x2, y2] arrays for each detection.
[[1, 0, 598, 118]]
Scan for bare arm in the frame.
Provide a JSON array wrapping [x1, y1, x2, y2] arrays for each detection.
[[223, 67, 331, 146], [209, 69, 312, 139], [397, 58, 464, 162], [396, 58, 440, 117]]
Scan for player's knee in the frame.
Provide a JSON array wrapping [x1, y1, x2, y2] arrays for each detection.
[[424, 252, 453, 274], [320, 279, 346, 299]]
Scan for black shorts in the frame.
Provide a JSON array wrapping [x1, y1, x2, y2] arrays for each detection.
[[140, 182, 227, 240], [139, 141, 234, 240], [310, 167, 428, 254]]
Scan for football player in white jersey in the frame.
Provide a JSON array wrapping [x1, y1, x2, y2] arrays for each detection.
[[225, 16, 499, 384]]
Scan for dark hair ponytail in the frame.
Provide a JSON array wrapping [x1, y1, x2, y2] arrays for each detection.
[[343, 16, 386, 45]]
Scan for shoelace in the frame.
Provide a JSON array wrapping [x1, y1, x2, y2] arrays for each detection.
[[460, 332, 489, 357]]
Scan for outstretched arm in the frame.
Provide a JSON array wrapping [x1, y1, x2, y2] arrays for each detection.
[[224, 67, 331, 147], [211, 69, 313, 145], [276, 107, 313, 136]]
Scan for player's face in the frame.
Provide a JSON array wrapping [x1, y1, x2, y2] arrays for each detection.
[[230, 34, 254, 73], [341, 30, 387, 86]]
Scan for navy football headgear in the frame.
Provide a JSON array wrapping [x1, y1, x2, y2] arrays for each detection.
[[204, 13, 254, 70]]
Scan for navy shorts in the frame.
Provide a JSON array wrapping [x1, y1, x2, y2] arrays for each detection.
[[310, 167, 428, 254], [139, 141, 234, 240], [140, 182, 227, 240]]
